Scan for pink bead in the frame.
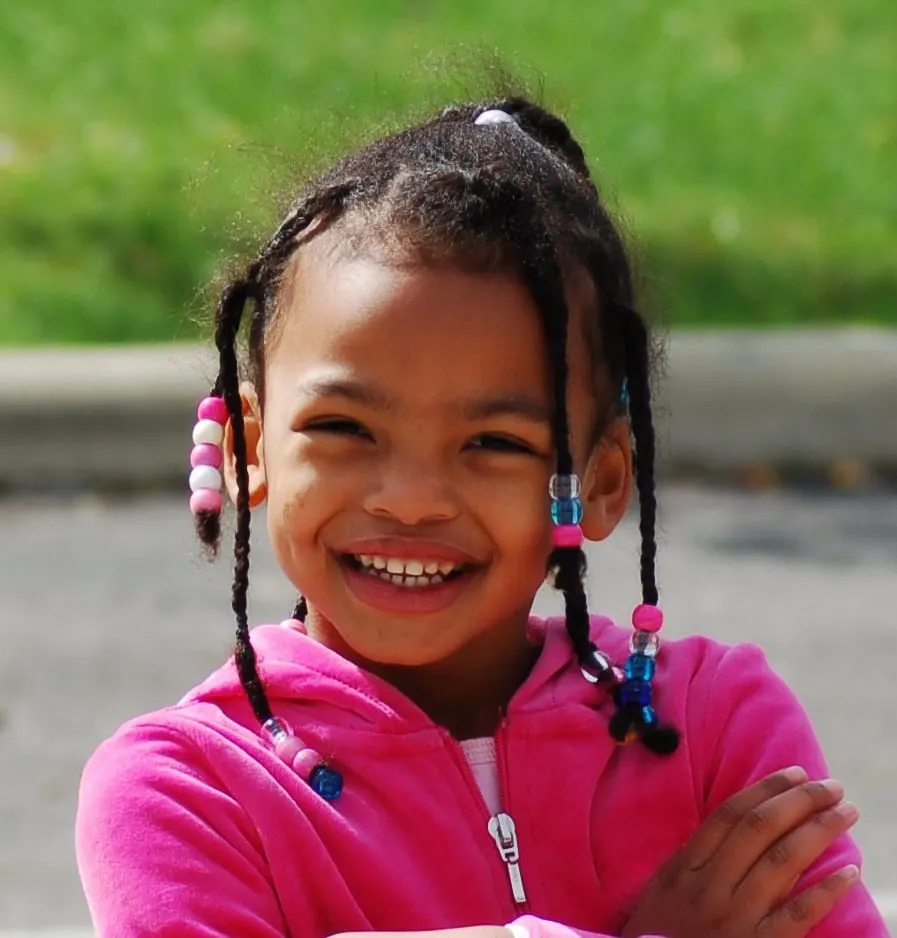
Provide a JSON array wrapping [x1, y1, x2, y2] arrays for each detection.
[[632, 603, 664, 633], [551, 524, 584, 549], [190, 443, 223, 469], [189, 489, 223, 515], [197, 396, 228, 425], [274, 735, 305, 764], [290, 748, 324, 780]]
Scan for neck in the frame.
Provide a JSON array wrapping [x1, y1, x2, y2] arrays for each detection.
[[306, 611, 540, 740], [371, 628, 540, 739]]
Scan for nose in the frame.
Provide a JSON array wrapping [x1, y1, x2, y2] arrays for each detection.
[[362, 455, 459, 526]]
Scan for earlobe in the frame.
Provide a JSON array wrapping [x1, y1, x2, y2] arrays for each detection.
[[580, 419, 633, 542], [222, 383, 268, 509]]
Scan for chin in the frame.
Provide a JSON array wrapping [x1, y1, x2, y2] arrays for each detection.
[[351, 634, 467, 670]]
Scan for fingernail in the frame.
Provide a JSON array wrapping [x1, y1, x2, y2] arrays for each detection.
[[821, 778, 845, 799], [783, 766, 808, 783], [835, 801, 860, 822], [839, 864, 860, 882]]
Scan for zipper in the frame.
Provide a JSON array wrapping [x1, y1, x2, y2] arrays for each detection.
[[442, 722, 530, 912], [487, 811, 527, 905], [493, 717, 528, 908]]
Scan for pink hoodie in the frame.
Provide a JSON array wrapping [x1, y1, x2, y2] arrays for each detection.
[[76, 616, 886, 937]]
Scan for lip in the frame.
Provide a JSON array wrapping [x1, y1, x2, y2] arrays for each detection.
[[335, 537, 482, 566], [335, 552, 483, 616]]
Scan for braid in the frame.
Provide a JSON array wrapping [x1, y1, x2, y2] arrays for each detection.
[[193, 278, 258, 557], [197, 184, 357, 729], [500, 183, 595, 666], [212, 276, 274, 725], [619, 306, 658, 606], [615, 303, 679, 754]]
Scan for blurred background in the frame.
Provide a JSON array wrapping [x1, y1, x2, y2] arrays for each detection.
[[2, 0, 895, 343], [0, 0, 895, 933]]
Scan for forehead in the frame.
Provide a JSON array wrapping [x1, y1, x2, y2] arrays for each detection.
[[265, 240, 552, 402]]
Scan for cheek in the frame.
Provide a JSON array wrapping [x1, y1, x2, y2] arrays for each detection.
[[470, 467, 552, 556]]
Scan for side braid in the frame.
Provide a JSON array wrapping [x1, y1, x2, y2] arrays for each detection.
[[502, 184, 595, 665], [614, 303, 679, 754], [618, 306, 658, 606], [193, 278, 259, 557], [197, 184, 358, 729], [213, 276, 275, 725]]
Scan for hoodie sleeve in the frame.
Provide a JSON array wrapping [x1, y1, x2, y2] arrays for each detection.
[[76, 719, 289, 937], [688, 641, 888, 936]]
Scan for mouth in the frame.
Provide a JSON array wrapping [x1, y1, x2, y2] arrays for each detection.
[[340, 553, 470, 589], [334, 545, 483, 616]]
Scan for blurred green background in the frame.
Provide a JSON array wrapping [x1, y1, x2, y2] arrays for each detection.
[[1, 0, 895, 345]]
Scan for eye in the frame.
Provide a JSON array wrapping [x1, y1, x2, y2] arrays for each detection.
[[303, 418, 373, 440], [467, 434, 536, 455]]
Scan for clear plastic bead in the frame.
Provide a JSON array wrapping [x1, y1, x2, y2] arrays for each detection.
[[261, 716, 291, 746], [549, 473, 581, 500], [629, 630, 660, 658], [580, 647, 614, 684]]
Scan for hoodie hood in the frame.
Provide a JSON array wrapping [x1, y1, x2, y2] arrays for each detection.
[[179, 614, 628, 737]]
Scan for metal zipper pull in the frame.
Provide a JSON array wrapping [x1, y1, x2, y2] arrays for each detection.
[[488, 812, 527, 905]]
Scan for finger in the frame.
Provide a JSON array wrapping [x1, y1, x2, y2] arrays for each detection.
[[680, 767, 808, 870], [709, 779, 846, 886], [736, 800, 860, 907], [757, 865, 860, 938]]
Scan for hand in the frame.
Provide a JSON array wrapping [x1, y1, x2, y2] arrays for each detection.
[[329, 929, 510, 938], [621, 767, 861, 938]]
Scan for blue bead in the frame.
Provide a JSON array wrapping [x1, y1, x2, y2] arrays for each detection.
[[620, 679, 652, 706], [551, 498, 583, 525], [624, 654, 656, 681], [309, 765, 343, 801], [641, 705, 658, 727]]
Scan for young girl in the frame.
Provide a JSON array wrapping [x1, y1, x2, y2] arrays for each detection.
[[76, 96, 888, 938]]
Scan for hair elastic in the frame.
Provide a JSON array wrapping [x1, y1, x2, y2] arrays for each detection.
[[474, 108, 519, 128]]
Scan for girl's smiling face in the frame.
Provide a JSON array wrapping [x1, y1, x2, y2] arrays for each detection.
[[228, 232, 631, 680]]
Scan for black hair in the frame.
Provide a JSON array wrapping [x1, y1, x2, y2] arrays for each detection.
[[196, 94, 679, 754]]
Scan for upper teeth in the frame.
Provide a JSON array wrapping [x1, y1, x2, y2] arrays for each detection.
[[357, 555, 458, 577]]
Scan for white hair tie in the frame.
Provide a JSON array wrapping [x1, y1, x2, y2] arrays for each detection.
[[474, 109, 519, 127]]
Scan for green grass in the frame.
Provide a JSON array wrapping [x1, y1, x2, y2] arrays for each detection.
[[1, 0, 895, 344]]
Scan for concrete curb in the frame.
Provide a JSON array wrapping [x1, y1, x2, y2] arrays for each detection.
[[1, 329, 895, 489]]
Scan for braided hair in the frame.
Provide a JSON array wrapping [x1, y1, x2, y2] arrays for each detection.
[[195, 95, 679, 753]]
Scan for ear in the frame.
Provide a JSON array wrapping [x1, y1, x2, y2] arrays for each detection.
[[222, 382, 268, 509], [580, 418, 632, 542]]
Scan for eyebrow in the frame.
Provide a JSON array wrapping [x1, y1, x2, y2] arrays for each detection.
[[298, 377, 396, 411], [298, 377, 550, 423], [459, 394, 550, 423]]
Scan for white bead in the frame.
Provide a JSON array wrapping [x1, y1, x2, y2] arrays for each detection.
[[189, 465, 222, 492], [474, 109, 517, 127], [192, 419, 224, 446]]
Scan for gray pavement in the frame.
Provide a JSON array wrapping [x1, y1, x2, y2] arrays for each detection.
[[1, 485, 896, 929]]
